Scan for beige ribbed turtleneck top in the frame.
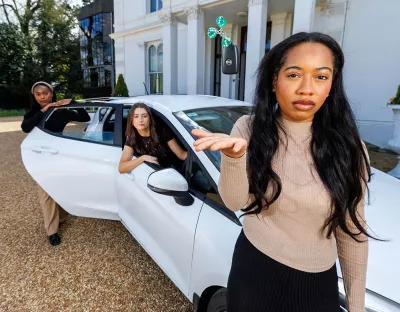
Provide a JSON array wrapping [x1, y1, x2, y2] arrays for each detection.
[[218, 115, 368, 312]]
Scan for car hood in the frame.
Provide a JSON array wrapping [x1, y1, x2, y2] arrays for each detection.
[[337, 168, 400, 304]]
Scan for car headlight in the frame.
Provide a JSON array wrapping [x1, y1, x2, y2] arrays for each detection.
[[338, 278, 400, 312]]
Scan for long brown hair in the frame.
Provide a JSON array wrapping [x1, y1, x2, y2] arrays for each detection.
[[125, 103, 160, 155]]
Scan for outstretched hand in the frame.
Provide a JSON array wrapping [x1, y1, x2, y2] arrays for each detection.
[[191, 129, 247, 159]]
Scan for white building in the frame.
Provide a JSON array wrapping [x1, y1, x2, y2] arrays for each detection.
[[110, 0, 400, 148]]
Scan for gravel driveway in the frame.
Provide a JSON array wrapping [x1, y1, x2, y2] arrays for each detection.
[[0, 117, 192, 311]]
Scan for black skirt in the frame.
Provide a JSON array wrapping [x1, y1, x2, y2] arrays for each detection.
[[227, 231, 340, 312]]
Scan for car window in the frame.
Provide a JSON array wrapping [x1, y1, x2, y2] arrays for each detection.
[[189, 159, 226, 207], [99, 108, 109, 122], [174, 106, 252, 170], [44, 106, 115, 145]]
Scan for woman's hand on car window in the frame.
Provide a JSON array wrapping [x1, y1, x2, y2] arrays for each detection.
[[192, 129, 247, 159], [55, 99, 72, 106], [41, 99, 72, 112], [141, 155, 159, 165], [40, 102, 57, 113]]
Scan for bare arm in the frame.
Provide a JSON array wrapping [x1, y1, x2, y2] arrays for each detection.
[[167, 138, 188, 160], [118, 145, 159, 174]]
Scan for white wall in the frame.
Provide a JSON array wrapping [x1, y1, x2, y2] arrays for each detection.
[[341, 0, 400, 148], [313, 0, 347, 44]]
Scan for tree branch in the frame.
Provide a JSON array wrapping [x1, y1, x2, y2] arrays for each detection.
[[31, 0, 40, 13], [0, 1, 12, 24], [9, 0, 21, 22]]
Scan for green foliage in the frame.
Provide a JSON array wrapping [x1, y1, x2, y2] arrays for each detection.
[[0, 0, 83, 108], [0, 109, 26, 117], [389, 85, 400, 105], [0, 24, 27, 86], [112, 74, 129, 97], [56, 93, 83, 101]]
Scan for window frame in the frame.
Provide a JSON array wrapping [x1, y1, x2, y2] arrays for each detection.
[[187, 150, 241, 226], [38, 103, 123, 148], [148, 0, 163, 14], [147, 43, 163, 94]]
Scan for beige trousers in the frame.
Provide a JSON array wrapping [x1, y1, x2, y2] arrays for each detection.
[[37, 185, 69, 236]]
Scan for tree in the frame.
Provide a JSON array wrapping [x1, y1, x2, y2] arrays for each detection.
[[112, 74, 129, 97], [33, 0, 83, 95], [0, 0, 84, 105], [0, 23, 26, 85]]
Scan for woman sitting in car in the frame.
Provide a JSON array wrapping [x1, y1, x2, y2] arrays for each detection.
[[118, 103, 187, 173]]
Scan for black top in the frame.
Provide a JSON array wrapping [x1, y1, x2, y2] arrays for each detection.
[[126, 124, 182, 169], [21, 101, 90, 133]]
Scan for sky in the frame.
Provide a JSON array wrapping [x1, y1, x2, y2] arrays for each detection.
[[69, 0, 83, 7]]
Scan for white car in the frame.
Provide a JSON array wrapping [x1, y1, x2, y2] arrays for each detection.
[[21, 95, 400, 312]]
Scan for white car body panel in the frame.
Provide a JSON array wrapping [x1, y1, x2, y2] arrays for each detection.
[[364, 168, 400, 304], [189, 202, 242, 297], [21, 127, 121, 220], [116, 163, 203, 297], [20, 95, 400, 311]]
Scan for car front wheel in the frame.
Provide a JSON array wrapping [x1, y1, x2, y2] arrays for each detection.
[[207, 288, 227, 312]]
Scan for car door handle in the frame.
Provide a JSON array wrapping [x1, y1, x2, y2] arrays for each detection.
[[31, 146, 59, 155]]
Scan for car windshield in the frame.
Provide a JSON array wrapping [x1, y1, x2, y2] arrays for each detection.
[[174, 106, 252, 171]]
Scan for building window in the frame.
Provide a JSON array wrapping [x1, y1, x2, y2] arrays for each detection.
[[79, 12, 114, 88], [150, 0, 162, 13], [148, 44, 163, 94]]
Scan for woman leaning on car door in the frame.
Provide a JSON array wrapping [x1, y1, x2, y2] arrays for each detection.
[[21, 81, 90, 246], [193, 32, 374, 312]]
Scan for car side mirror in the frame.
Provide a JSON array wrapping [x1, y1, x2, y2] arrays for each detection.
[[222, 44, 238, 75], [147, 168, 194, 206]]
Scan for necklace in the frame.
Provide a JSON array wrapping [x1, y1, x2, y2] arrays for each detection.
[[143, 137, 150, 149]]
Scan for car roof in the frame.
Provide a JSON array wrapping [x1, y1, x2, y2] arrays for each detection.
[[105, 95, 252, 112]]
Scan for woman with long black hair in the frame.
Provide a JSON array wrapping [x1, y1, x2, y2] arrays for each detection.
[[193, 32, 371, 312], [21, 81, 90, 246]]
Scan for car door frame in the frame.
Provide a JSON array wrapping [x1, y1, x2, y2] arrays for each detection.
[[38, 102, 123, 148]]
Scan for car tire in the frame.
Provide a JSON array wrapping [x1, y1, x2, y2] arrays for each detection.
[[206, 288, 227, 312]]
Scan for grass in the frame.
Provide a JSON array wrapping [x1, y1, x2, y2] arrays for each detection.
[[0, 109, 26, 117]]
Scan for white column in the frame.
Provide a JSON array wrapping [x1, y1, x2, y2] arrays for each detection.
[[159, 12, 178, 95], [185, 5, 205, 95], [284, 13, 293, 39], [245, 0, 268, 103], [292, 0, 316, 34], [114, 39, 125, 83], [221, 24, 233, 99], [137, 42, 146, 95], [270, 13, 288, 48]]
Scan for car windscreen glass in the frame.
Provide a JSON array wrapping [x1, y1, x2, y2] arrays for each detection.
[[174, 106, 252, 170]]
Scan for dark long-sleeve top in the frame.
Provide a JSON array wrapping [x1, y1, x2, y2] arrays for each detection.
[[21, 101, 90, 133]]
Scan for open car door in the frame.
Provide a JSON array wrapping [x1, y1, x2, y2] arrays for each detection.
[[21, 103, 123, 220]]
